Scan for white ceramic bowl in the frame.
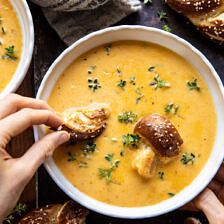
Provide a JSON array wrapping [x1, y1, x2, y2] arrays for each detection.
[[0, 0, 34, 98], [34, 26, 224, 219]]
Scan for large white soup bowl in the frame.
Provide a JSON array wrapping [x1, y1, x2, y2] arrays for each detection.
[[34, 26, 224, 219]]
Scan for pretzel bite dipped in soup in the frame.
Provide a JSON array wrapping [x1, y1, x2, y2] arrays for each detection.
[[49, 41, 217, 207], [57, 103, 110, 142], [132, 114, 184, 178]]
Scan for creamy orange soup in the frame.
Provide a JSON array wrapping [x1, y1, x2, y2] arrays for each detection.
[[49, 41, 216, 207], [0, 0, 22, 92]]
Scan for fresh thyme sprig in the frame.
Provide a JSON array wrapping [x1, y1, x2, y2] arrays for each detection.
[[98, 154, 120, 183], [187, 79, 200, 91], [88, 78, 101, 92], [164, 103, 179, 115], [181, 153, 196, 165], [122, 133, 141, 148], [2, 46, 18, 61], [150, 74, 171, 89], [118, 111, 137, 124]]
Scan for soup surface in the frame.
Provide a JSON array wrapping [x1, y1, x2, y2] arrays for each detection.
[[0, 0, 22, 92], [49, 41, 216, 207]]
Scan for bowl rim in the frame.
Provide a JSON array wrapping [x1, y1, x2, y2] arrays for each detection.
[[0, 0, 34, 98], [34, 25, 224, 219]]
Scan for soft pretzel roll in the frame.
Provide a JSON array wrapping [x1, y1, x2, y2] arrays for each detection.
[[18, 201, 88, 224], [165, 0, 224, 43], [192, 13, 224, 42], [166, 0, 222, 14]]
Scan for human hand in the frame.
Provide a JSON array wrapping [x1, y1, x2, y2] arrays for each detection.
[[183, 163, 224, 224], [0, 94, 70, 222]]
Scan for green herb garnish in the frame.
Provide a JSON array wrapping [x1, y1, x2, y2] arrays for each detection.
[[1, 26, 6, 34], [135, 87, 144, 104], [104, 44, 112, 55], [150, 74, 171, 89], [158, 10, 168, 20], [98, 168, 113, 183], [98, 155, 120, 183], [112, 159, 120, 168], [187, 79, 200, 91], [4, 203, 27, 224], [67, 152, 76, 162], [78, 161, 88, 168], [117, 80, 126, 89], [116, 66, 122, 74], [122, 133, 141, 148], [67, 152, 88, 168], [168, 192, 175, 197], [120, 151, 125, 157], [148, 66, 155, 72], [129, 76, 136, 85], [158, 171, 165, 180], [162, 25, 172, 32], [88, 78, 101, 92], [164, 103, 179, 115], [87, 65, 96, 74], [82, 142, 96, 155], [181, 153, 195, 165], [2, 46, 17, 61], [118, 111, 137, 124], [105, 153, 114, 162]]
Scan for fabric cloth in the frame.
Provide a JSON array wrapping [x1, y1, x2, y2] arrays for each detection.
[[31, 0, 142, 45]]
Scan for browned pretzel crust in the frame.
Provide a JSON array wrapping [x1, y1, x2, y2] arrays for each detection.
[[166, 0, 222, 14], [18, 204, 62, 224], [134, 114, 183, 157], [56, 201, 88, 224], [19, 201, 88, 224], [58, 103, 110, 142], [165, 0, 224, 43]]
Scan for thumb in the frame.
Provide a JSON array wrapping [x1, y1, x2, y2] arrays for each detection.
[[195, 188, 224, 224], [19, 131, 70, 180]]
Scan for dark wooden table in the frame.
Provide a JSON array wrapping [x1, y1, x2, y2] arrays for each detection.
[[11, 0, 224, 223]]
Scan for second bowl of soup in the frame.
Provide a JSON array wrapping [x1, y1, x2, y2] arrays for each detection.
[[0, 0, 34, 97]]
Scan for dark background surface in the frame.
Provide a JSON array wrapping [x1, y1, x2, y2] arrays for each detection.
[[26, 0, 224, 223]]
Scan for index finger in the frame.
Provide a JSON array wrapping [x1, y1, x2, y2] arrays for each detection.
[[0, 108, 63, 148], [0, 94, 53, 120]]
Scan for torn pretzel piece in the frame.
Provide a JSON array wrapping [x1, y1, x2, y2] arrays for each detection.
[[132, 145, 158, 179], [58, 103, 110, 142]]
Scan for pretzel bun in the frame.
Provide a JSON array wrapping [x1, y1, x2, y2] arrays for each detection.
[[18, 201, 88, 224], [56, 201, 88, 223], [166, 0, 222, 13], [165, 0, 224, 43], [134, 114, 183, 157], [18, 204, 62, 224]]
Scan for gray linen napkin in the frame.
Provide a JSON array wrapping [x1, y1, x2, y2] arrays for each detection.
[[31, 0, 142, 45]]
